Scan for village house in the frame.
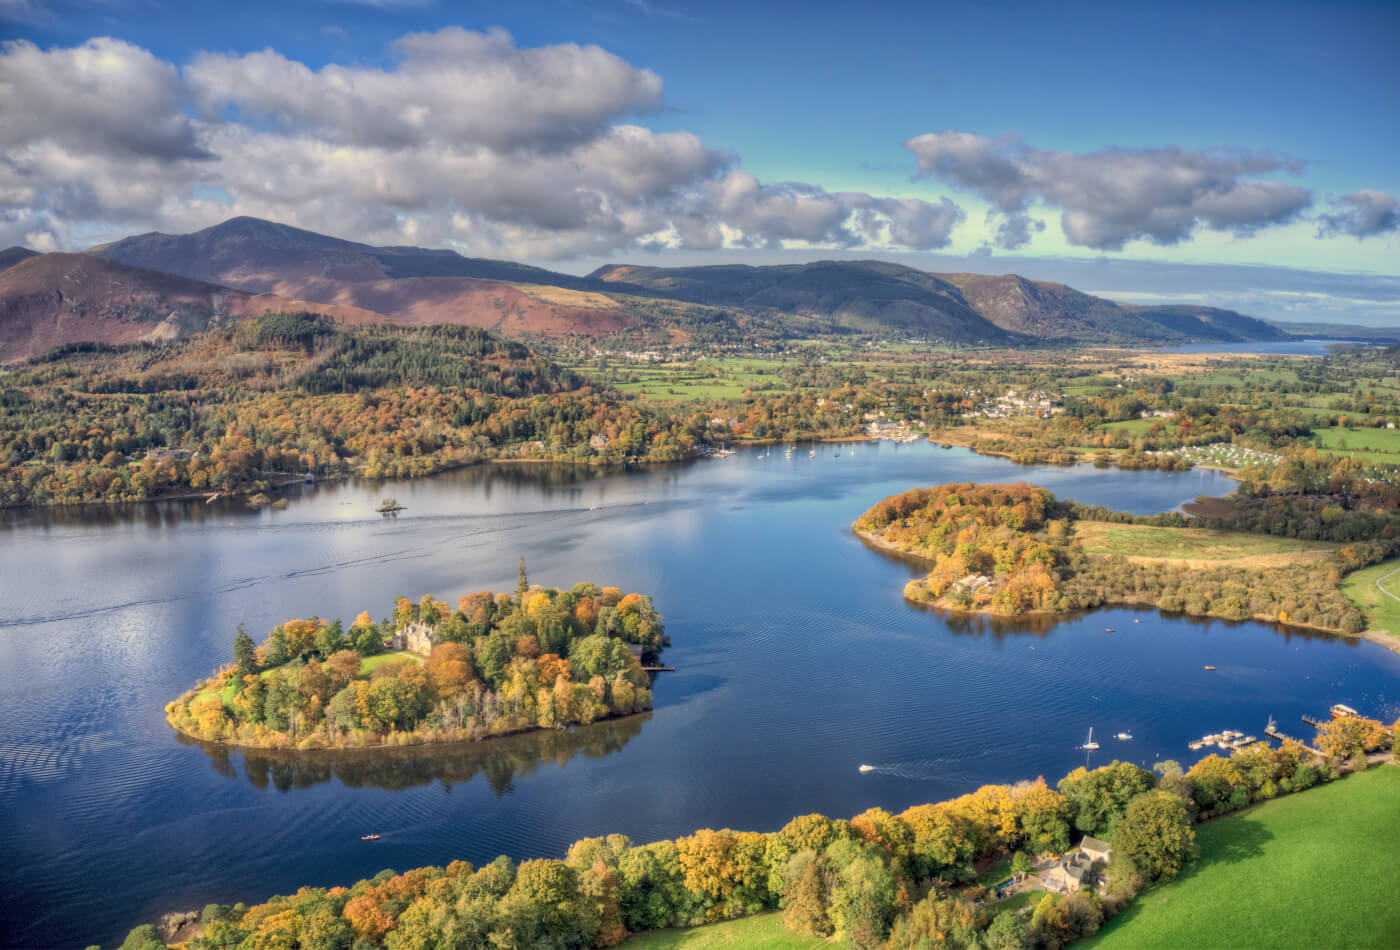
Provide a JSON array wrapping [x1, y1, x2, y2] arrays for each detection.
[[1040, 837, 1112, 894]]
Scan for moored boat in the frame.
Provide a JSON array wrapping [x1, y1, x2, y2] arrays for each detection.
[[1330, 703, 1359, 719]]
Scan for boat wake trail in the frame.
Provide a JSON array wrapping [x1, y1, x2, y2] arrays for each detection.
[[856, 751, 997, 780]]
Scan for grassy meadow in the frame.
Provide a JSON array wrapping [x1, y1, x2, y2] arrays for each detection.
[[1085, 765, 1400, 950], [623, 913, 825, 950], [1073, 522, 1335, 566], [1342, 557, 1400, 640]]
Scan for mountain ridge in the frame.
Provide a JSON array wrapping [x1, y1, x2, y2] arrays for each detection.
[[67, 216, 1292, 347]]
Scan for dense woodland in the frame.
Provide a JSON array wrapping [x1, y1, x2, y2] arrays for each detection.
[[855, 482, 1374, 633], [4, 319, 1400, 510], [166, 568, 665, 750], [120, 719, 1397, 950]]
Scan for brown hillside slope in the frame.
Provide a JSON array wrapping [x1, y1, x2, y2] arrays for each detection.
[[0, 254, 381, 362], [92, 217, 635, 336]]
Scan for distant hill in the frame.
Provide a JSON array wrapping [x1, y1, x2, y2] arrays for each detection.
[[592, 260, 1014, 343], [90, 217, 639, 338], [600, 262, 1287, 345], [73, 216, 1288, 347], [0, 246, 39, 273], [0, 253, 381, 362]]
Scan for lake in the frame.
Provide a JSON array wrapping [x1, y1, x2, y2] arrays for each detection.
[[3, 443, 1399, 948], [1143, 339, 1361, 356]]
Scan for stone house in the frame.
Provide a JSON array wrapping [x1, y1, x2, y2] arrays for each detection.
[[391, 620, 436, 656]]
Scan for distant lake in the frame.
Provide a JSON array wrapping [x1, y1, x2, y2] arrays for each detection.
[[3, 444, 1398, 948], [1144, 339, 1361, 356]]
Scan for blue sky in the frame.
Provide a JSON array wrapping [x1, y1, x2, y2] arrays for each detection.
[[3, 0, 1398, 323]]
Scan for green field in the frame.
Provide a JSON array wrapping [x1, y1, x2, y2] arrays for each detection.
[[1102, 418, 1163, 434], [623, 913, 825, 950], [1073, 522, 1334, 563], [1342, 557, 1400, 639], [1311, 426, 1400, 463], [359, 650, 424, 674], [1085, 765, 1400, 950]]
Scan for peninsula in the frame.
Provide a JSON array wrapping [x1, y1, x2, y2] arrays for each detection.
[[853, 481, 1384, 636], [166, 571, 666, 750]]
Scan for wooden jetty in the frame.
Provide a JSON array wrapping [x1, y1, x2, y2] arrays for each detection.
[[1301, 713, 1324, 727], [641, 665, 676, 672]]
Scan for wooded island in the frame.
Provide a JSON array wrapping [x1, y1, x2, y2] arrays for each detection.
[[167, 565, 665, 750]]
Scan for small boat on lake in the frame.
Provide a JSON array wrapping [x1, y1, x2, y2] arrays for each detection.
[[1080, 727, 1099, 751], [1116, 732, 1132, 741], [361, 834, 381, 841], [1204, 665, 1217, 671], [1330, 703, 1359, 719], [1104, 627, 1115, 633], [858, 764, 875, 773]]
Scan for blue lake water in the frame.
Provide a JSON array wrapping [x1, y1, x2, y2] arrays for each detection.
[[1144, 339, 1361, 356], [2, 442, 1398, 947]]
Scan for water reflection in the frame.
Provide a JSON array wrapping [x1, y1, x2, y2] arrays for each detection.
[[178, 712, 651, 795]]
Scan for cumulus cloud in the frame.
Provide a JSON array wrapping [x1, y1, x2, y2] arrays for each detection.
[[186, 27, 664, 153], [0, 31, 968, 260], [904, 131, 1312, 251], [1317, 189, 1399, 239], [0, 37, 208, 160]]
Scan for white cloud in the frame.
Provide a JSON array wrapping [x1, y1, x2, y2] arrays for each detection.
[[185, 27, 665, 153], [0, 37, 208, 160], [0, 31, 970, 260], [905, 131, 1312, 251]]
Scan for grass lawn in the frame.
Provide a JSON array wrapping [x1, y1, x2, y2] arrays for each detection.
[[360, 650, 424, 675], [1342, 557, 1400, 639], [1310, 426, 1400, 464], [623, 913, 825, 950], [1085, 765, 1400, 950], [995, 889, 1048, 917], [1073, 522, 1335, 564]]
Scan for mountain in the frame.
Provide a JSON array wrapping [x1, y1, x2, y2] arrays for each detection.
[[80, 216, 1286, 346], [91, 217, 638, 338], [591, 260, 1015, 343], [0, 253, 382, 362], [0, 246, 39, 273], [941, 273, 1287, 343]]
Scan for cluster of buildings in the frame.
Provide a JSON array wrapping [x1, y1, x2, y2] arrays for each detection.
[[960, 388, 1063, 420]]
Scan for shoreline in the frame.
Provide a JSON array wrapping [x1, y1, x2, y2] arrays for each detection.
[[165, 700, 653, 754], [853, 525, 1370, 643]]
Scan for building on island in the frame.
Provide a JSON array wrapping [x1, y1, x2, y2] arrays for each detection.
[[390, 620, 436, 656]]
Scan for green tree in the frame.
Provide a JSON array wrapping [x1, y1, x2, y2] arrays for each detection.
[[1058, 760, 1156, 838], [233, 623, 258, 678], [516, 557, 530, 607], [315, 618, 345, 657], [985, 910, 1029, 950], [1112, 791, 1196, 881]]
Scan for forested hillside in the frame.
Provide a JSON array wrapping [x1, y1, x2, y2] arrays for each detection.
[[0, 313, 706, 506]]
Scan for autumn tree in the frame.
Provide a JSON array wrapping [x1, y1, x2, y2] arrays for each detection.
[[1112, 791, 1196, 881]]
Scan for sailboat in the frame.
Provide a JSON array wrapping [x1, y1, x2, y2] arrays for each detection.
[[1080, 727, 1100, 751]]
